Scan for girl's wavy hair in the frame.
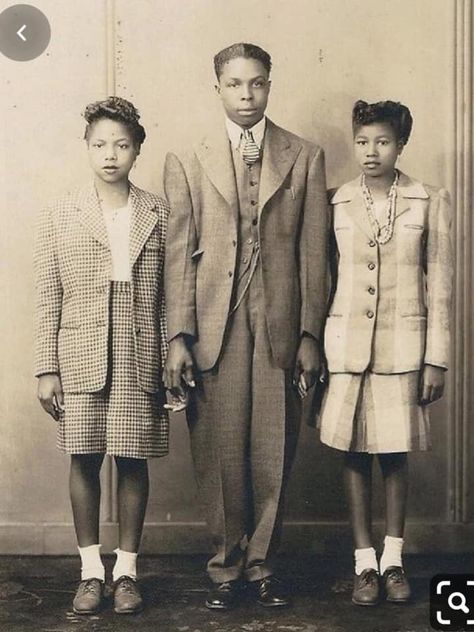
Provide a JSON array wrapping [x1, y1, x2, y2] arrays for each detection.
[[83, 96, 146, 148], [352, 100, 413, 145]]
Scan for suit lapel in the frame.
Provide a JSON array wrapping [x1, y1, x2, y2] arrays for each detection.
[[259, 120, 302, 213], [195, 126, 239, 219], [395, 171, 429, 219], [129, 183, 158, 267], [332, 177, 376, 239], [77, 184, 109, 248]]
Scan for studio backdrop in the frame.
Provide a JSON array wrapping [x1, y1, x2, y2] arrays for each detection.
[[0, 0, 472, 554]]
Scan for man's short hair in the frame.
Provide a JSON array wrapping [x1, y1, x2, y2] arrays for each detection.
[[214, 43, 272, 79]]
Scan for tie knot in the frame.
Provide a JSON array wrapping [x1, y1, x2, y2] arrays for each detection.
[[243, 129, 254, 141]]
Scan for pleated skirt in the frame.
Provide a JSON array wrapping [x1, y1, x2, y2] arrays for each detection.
[[57, 281, 169, 459], [318, 371, 431, 454]]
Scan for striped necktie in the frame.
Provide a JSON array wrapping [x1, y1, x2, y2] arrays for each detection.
[[241, 129, 260, 165]]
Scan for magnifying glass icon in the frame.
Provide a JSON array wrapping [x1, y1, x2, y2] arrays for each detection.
[[448, 591, 470, 614]]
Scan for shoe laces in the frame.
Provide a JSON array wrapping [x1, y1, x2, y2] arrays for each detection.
[[116, 576, 137, 593], [82, 579, 100, 593], [386, 568, 404, 584], [360, 570, 378, 587]]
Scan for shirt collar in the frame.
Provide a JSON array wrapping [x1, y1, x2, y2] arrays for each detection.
[[225, 116, 266, 150]]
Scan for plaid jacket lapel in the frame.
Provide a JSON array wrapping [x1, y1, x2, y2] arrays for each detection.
[[129, 182, 159, 267], [77, 184, 109, 248]]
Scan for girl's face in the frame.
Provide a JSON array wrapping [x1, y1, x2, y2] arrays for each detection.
[[353, 122, 403, 179], [87, 118, 139, 185]]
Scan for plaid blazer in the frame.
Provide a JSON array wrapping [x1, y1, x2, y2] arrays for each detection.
[[164, 119, 328, 371], [325, 172, 453, 374], [34, 182, 169, 393]]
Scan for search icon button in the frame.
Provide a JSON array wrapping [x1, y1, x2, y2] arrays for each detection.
[[448, 591, 470, 614]]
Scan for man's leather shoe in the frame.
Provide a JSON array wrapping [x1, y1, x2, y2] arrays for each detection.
[[72, 578, 104, 614], [205, 580, 242, 610], [113, 575, 143, 614], [352, 568, 380, 606], [383, 566, 411, 603], [250, 576, 291, 608]]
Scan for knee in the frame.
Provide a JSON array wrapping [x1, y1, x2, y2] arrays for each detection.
[[378, 452, 408, 473], [114, 457, 148, 478], [344, 452, 373, 473], [71, 453, 103, 477]]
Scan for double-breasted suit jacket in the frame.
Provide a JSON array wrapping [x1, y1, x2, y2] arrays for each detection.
[[164, 118, 328, 369], [34, 183, 169, 394], [325, 171, 453, 374]]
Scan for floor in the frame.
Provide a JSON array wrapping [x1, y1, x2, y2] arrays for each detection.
[[0, 554, 472, 632]]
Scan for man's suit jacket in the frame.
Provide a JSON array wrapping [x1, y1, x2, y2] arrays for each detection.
[[34, 183, 169, 393], [325, 171, 453, 374], [164, 118, 328, 371]]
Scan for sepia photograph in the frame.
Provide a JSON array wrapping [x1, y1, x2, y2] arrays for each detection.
[[0, 0, 472, 630]]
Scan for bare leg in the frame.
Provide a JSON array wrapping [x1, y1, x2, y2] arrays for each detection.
[[378, 452, 408, 538], [344, 452, 374, 549], [70, 453, 105, 547], [115, 457, 149, 552]]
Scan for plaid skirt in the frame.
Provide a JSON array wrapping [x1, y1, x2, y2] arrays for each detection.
[[58, 281, 169, 459], [318, 371, 431, 454]]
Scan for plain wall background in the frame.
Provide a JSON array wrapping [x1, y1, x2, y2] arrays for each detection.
[[0, 0, 461, 552]]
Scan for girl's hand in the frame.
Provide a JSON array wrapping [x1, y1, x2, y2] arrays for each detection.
[[419, 364, 446, 405], [164, 390, 189, 413], [293, 334, 322, 399], [37, 373, 64, 421]]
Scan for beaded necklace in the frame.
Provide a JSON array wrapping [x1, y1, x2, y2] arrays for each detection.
[[361, 170, 399, 245]]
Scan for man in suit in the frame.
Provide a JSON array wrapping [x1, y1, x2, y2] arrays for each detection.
[[164, 43, 328, 610]]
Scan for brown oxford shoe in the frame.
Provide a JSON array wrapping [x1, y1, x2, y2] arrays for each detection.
[[383, 566, 411, 603], [72, 578, 104, 614], [205, 580, 243, 610], [113, 575, 143, 614], [250, 575, 291, 608], [352, 568, 380, 606]]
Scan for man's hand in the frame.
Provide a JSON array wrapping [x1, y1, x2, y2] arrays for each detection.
[[164, 335, 195, 409], [37, 373, 64, 421], [293, 335, 322, 399], [419, 363, 446, 405]]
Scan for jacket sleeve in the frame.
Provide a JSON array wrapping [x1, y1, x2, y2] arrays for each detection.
[[34, 205, 63, 377], [163, 151, 198, 342], [299, 146, 329, 340], [424, 188, 453, 369]]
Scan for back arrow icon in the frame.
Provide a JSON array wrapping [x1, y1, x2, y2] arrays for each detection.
[[17, 24, 27, 41]]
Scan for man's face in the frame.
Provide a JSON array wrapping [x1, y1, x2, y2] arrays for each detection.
[[216, 56, 271, 128]]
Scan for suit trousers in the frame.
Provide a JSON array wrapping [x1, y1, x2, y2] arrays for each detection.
[[187, 263, 301, 583]]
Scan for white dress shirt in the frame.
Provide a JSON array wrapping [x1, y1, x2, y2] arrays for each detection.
[[103, 203, 131, 281], [225, 116, 266, 151]]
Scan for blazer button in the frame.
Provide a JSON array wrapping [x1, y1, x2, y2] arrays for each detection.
[[232, 240, 237, 247], [369, 240, 376, 247], [368, 262, 376, 270], [242, 257, 248, 264], [252, 218, 258, 226], [250, 200, 257, 206], [250, 181, 257, 186], [367, 310, 374, 319], [136, 328, 141, 335], [368, 286, 376, 295], [228, 271, 233, 277]]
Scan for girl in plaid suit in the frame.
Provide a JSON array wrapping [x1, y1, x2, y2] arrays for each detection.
[[319, 101, 453, 606], [34, 97, 169, 615]]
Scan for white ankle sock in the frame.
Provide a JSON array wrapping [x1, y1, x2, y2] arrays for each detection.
[[380, 535, 404, 574], [113, 548, 138, 582], [354, 547, 378, 575], [78, 544, 105, 582]]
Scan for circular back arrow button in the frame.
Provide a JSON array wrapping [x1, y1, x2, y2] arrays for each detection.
[[0, 4, 51, 61]]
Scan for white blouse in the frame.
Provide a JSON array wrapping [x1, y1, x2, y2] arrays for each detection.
[[103, 203, 131, 281]]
